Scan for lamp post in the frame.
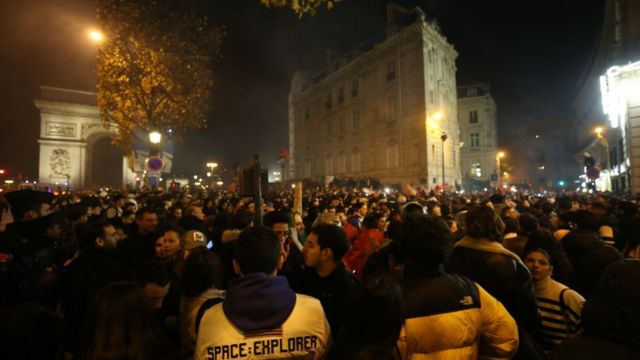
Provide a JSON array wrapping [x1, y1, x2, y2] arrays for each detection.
[[441, 132, 448, 190], [496, 151, 505, 190]]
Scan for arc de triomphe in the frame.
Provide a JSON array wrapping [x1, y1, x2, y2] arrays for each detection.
[[36, 86, 137, 189]]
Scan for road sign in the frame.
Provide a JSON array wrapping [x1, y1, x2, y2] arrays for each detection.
[[146, 156, 164, 172]]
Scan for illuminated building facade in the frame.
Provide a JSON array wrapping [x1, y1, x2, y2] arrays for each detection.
[[288, 4, 461, 187], [457, 83, 498, 189]]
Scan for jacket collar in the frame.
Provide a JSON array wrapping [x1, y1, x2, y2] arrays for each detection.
[[455, 235, 525, 265]]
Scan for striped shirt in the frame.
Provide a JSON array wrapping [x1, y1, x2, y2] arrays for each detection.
[[534, 278, 585, 352]]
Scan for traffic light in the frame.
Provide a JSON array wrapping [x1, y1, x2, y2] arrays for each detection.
[[0, 169, 5, 175]]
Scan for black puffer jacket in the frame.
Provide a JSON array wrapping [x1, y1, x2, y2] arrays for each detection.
[[447, 236, 539, 331], [548, 259, 640, 359], [561, 228, 623, 297]]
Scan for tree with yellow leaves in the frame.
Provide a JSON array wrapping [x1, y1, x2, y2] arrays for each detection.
[[96, 0, 224, 153], [260, 0, 341, 17]]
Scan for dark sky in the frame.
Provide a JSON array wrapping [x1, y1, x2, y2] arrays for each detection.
[[0, 0, 604, 181]]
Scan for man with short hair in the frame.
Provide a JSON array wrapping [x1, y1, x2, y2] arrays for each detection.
[[264, 211, 305, 292], [195, 227, 330, 360], [62, 220, 124, 356], [302, 224, 359, 336], [133, 259, 171, 310], [117, 207, 159, 274]]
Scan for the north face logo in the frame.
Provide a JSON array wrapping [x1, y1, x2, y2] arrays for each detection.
[[459, 296, 474, 306]]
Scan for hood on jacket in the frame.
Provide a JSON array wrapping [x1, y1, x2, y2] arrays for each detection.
[[223, 273, 296, 332], [582, 259, 640, 349]]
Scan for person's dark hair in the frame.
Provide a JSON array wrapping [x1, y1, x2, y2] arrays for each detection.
[[401, 215, 451, 272], [67, 204, 88, 222], [502, 216, 519, 234], [401, 202, 425, 221], [557, 196, 573, 212], [76, 282, 178, 360], [464, 205, 504, 241], [182, 249, 224, 296], [571, 210, 599, 232], [309, 224, 349, 262], [78, 221, 111, 249], [329, 272, 404, 360], [233, 226, 281, 275], [121, 209, 135, 219], [523, 248, 551, 261], [489, 193, 504, 204], [135, 207, 156, 221], [519, 213, 539, 233], [524, 229, 575, 286], [132, 260, 170, 287], [111, 194, 125, 202], [361, 214, 379, 230], [263, 211, 290, 228], [231, 209, 253, 229]]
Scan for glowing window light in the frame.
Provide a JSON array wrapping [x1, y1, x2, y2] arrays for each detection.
[[600, 60, 640, 129]]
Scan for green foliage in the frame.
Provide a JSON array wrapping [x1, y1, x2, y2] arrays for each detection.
[[260, 0, 341, 17], [96, 0, 224, 152]]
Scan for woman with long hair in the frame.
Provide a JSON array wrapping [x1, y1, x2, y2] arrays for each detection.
[[76, 281, 179, 360]]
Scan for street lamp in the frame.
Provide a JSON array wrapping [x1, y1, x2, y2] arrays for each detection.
[[149, 131, 162, 144], [440, 132, 448, 190], [88, 29, 104, 43], [496, 151, 506, 190]]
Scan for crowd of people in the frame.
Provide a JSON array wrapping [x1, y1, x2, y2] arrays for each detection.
[[0, 183, 639, 359]]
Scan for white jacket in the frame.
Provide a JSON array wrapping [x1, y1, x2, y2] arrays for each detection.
[[195, 294, 331, 360]]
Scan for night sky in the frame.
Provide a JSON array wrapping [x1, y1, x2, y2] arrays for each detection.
[[0, 0, 604, 183]]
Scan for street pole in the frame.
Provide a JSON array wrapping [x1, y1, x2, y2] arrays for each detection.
[[441, 133, 448, 191], [496, 155, 501, 191], [253, 154, 263, 227]]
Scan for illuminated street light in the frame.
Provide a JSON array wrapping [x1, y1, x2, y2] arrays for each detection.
[[88, 29, 104, 43], [216, 181, 224, 186], [206, 172, 212, 177], [149, 131, 162, 144], [193, 175, 198, 180], [206, 162, 218, 169], [594, 126, 604, 138], [433, 112, 443, 121], [496, 151, 506, 190]]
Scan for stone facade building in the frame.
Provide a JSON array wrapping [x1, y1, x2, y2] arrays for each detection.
[[457, 83, 498, 189], [288, 4, 460, 188]]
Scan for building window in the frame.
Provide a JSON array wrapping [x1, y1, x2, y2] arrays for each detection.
[[386, 60, 396, 81], [471, 162, 482, 178], [353, 111, 360, 131], [470, 133, 480, 147], [327, 119, 333, 137], [339, 116, 345, 136], [432, 144, 436, 162], [325, 92, 332, 109], [428, 49, 433, 63], [338, 87, 344, 104], [352, 79, 359, 97], [337, 154, 346, 173], [387, 98, 395, 121], [325, 157, 333, 175], [386, 143, 399, 168], [305, 106, 310, 120], [304, 161, 311, 178], [467, 88, 477, 97], [429, 90, 434, 105], [352, 150, 361, 172], [469, 110, 478, 124]]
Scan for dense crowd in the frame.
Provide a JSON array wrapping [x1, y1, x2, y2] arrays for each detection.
[[0, 184, 639, 359]]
